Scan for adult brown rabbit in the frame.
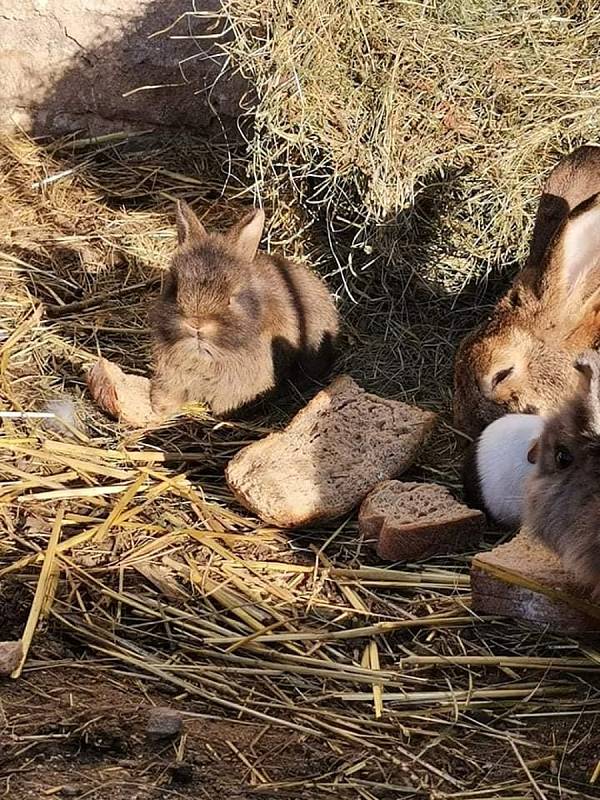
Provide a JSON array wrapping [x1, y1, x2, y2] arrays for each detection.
[[454, 146, 600, 438], [525, 349, 600, 600], [150, 201, 339, 416]]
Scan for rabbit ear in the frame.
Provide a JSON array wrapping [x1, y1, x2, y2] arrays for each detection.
[[574, 350, 600, 431], [544, 192, 600, 303], [228, 208, 265, 261], [527, 147, 600, 277], [175, 200, 207, 246], [526, 194, 570, 273]]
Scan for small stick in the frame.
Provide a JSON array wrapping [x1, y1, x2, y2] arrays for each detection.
[[205, 614, 482, 644], [56, 129, 154, 149], [368, 640, 384, 719], [0, 411, 57, 419], [42, 440, 207, 463], [331, 686, 572, 704], [17, 482, 147, 503], [122, 83, 188, 97], [12, 507, 64, 679], [226, 740, 268, 784], [45, 278, 161, 318], [32, 166, 84, 189], [510, 738, 549, 800]]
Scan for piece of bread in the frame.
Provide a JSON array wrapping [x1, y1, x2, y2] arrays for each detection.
[[87, 358, 159, 427], [471, 529, 600, 636], [359, 480, 485, 561], [225, 376, 436, 528]]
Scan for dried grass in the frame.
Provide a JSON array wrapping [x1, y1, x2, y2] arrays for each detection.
[[200, 0, 600, 296], [0, 130, 598, 796]]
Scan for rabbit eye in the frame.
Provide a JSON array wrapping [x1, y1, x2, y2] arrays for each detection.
[[554, 446, 573, 470], [491, 367, 514, 390], [230, 290, 259, 316]]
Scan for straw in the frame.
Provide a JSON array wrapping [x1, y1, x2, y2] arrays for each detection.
[[12, 506, 63, 678], [0, 127, 597, 797]]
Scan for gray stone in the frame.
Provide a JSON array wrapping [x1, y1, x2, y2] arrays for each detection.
[[0, 0, 246, 137], [59, 787, 81, 798], [145, 706, 183, 740]]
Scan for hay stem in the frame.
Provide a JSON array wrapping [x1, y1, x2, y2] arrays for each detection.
[[12, 506, 64, 678]]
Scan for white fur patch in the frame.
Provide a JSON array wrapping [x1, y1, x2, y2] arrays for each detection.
[[562, 200, 600, 292], [41, 397, 86, 437], [476, 414, 545, 528]]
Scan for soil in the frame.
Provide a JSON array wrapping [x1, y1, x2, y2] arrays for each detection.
[[1, 635, 599, 800], [1, 526, 599, 799], [0, 664, 337, 799]]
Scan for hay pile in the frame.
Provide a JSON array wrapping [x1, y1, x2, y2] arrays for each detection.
[[0, 133, 599, 796], [213, 0, 600, 293]]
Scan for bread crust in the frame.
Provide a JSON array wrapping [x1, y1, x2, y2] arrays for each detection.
[[87, 358, 158, 427], [471, 529, 600, 635], [359, 480, 484, 561]]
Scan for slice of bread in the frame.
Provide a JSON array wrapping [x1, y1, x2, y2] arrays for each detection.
[[359, 480, 485, 561], [87, 358, 158, 427], [225, 376, 436, 528], [471, 529, 600, 635]]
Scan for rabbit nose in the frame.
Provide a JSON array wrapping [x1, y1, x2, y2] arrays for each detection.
[[184, 319, 219, 338]]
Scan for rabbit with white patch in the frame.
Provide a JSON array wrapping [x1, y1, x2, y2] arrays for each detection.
[[525, 349, 600, 599]]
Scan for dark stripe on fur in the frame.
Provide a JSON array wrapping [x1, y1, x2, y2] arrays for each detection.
[[462, 438, 486, 517]]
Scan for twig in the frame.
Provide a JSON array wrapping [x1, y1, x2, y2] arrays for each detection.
[[12, 507, 64, 678], [45, 279, 161, 318], [510, 738, 549, 800]]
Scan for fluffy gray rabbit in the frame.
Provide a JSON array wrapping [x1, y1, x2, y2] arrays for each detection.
[[150, 201, 339, 416], [525, 349, 600, 599]]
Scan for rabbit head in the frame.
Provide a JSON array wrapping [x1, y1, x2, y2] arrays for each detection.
[[525, 349, 600, 597], [454, 146, 600, 438], [152, 201, 267, 363]]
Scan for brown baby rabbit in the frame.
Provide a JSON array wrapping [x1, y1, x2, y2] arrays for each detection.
[[454, 146, 600, 438], [150, 201, 339, 416], [525, 349, 600, 600]]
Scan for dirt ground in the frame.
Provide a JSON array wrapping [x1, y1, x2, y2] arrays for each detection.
[[2, 659, 599, 800], [1, 592, 599, 800]]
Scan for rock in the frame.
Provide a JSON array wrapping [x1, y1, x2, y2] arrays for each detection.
[[0, 0, 246, 137], [59, 786, 81, 798], [0, 640, 22, 676], [145, 706, 183, 740], [168, 763, 194, 784]]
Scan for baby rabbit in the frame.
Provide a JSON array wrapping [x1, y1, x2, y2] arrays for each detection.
[[454, 146, 600, 438], [525, 349, 600, 599], [463, 413, 544, 529], [150, 201, 339, 416]]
